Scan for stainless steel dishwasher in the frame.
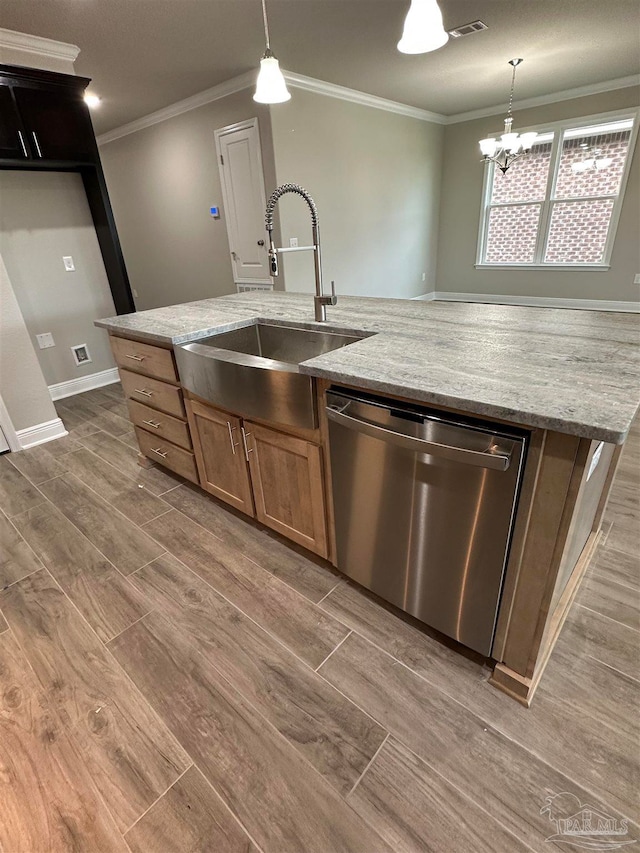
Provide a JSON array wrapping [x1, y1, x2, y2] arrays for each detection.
[[326, 389, 527, 656]]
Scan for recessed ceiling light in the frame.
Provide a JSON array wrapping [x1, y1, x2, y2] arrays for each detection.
[[84, 92, 101, 108]]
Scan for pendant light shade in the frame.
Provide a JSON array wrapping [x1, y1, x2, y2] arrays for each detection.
[[254, 0, 291, 104], [254, 53, 291, 103], [397, 0, 449, 54]]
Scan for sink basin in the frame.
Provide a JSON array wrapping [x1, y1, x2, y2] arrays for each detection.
[[175, 322, 370, 430], [192, 322, 366, 365]]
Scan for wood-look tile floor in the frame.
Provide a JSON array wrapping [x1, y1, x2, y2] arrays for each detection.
[[0, 383, 638, 852]]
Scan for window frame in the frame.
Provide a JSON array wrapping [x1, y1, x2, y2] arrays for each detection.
[[475, 107, 640, 271]]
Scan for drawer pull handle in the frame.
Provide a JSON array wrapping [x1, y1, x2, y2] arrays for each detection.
[[143, 419, 162, 429], [126, 354, 145, 361], [241, 427, 253, 462], [227, 421, 240, 455], [151, 447, 168, 459], [134, 388, 153, 397]]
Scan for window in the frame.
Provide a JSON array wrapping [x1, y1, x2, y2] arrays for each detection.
[[477, 113, 638, 269]]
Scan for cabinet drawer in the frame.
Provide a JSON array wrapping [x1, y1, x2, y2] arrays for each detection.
[[120, 368, 185, 418], [127, 399, 192, 450], [135, 426, 198, 484], [110, 335, 178, 383]]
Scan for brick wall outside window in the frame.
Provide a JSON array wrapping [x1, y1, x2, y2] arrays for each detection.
[[483, 127, 632, 265]]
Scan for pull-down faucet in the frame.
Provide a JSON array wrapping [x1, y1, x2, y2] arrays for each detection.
[[265, 183, 337, 322]]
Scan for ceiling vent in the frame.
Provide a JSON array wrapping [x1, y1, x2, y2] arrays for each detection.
[[448, 20, 488, 38]]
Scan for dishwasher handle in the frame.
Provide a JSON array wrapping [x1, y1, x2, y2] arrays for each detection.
[[326, 405, 512, 471]]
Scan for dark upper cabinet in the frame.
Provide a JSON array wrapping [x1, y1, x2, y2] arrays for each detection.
[[0, 62, 135, 315], [0, 84, 30, 159], [0, 66, 96, 164], [13, 85, 96, 162]]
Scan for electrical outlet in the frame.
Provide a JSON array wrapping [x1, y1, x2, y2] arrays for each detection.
[[132, 288, 139, 298], [289, 237, 298, 248], [63, 256, 75, 271], [634, 274, 640, 285], [422, 273, 426, 282], [36, 332, 55, 349]]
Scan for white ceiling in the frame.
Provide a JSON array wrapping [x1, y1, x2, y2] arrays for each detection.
[[2, 0, 639, 134]]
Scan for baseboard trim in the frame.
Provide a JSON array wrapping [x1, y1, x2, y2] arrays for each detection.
[[16, 417, 68, 450], [49, 367, 120, 401], [411, 292, 436, 301], [430, 292, 640, 313]]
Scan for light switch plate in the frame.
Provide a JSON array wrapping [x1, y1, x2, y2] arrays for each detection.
[[634, 274, 640, 285], [63, 256, 75, 271], [36, 332, 55, 349]]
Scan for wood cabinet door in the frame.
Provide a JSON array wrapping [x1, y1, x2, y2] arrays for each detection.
[[0, 85, 31, 160], [245, 421, 328, 558], [186, 399, 254, 516], [13, 85, 96, 162]]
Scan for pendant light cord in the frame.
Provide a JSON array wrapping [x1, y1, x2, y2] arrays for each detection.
[[261, 0, 271, 50]]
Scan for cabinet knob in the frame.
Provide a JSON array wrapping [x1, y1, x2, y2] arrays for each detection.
[[257, 239, 265, 246]]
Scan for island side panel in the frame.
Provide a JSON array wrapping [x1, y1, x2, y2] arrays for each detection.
[[491, 431, 621, 704]]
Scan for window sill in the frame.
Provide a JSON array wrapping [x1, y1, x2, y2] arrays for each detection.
[[474, 263, 611, 272]]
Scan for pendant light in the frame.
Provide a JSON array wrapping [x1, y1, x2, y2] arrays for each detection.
[[397, 0, 449, 54], [479, 59, 538, 173], [254, 0, 291, 104]]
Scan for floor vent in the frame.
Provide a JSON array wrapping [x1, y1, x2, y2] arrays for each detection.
[[448, 20, 488, 38], [236, 283, 274, 293]]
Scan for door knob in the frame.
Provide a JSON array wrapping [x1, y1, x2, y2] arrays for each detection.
[[257, 239, 265, 246]]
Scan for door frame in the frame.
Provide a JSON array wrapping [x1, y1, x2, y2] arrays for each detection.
[[0, 393, 20, 452], [214, 117, 273, 288]]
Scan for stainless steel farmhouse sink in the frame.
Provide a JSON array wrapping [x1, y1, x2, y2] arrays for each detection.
[[175, 322, 371, 429]]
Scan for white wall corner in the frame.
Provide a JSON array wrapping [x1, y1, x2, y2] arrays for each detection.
[[16, 417, 68, 450], [48, 366, 120, 401], [0, 28, 80, 63], [431, 292, 640, 313]]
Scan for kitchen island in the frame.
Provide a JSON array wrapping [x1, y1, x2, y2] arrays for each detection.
[[96, 292, 640, 705]]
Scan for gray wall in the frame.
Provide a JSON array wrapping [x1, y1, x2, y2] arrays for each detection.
[[0, 171, 117, 387], [436, 86, 640, 303], [0, 254, 58, 432], [270, 90, 443, 299], [99, 90, 279, 310]]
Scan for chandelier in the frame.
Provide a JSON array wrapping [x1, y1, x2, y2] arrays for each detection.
[[479, 59, 538, 174]]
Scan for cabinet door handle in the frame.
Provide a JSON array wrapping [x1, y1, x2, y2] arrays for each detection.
[[151, 447, 168, 459], [17, 130, 28, 158], [31, 131, 43, 158], [134, 388, 153, 397], [126, 353, 145, 361], [241, 427, 253, 462], [227, 421, 240, 455], [143, 419, 161, 429]]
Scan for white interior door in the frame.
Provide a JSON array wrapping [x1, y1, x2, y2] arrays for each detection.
[[215, 119, 272, 285]]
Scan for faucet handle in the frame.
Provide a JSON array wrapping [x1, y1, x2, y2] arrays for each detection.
[[329, 280, 337, 305]]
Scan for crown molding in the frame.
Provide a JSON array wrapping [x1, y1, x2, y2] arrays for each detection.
[[98, 70, 257, 145], [97, 66, 639, 147], [282, 70, 447, 124], [0, 28, 80, 62], [444, 75, 640, 124]]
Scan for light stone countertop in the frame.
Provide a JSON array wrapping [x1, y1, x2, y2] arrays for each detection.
[[95, 292, 640, 443]]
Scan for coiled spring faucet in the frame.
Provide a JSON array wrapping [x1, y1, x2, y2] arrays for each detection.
[[265, 183, 337, 322]]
